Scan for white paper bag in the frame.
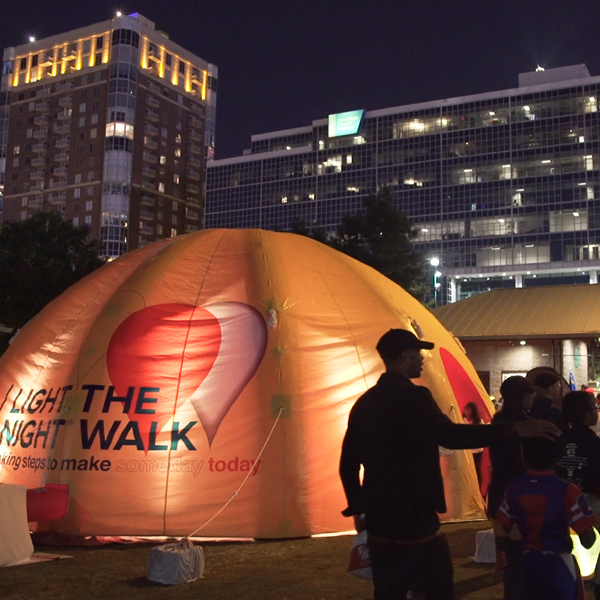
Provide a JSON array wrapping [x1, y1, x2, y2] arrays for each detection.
[[348, 530, 372, 580], [147, 537, 204, 585]]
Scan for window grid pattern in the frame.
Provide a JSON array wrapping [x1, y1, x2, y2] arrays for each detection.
[[207, 83, 600, 302]]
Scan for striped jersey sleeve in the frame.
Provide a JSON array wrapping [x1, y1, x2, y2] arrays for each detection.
[[565, 483, 598, 534], [495, 497, 515, 529]]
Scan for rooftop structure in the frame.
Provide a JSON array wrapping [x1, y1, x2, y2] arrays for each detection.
[[1, 12, 217, 258]]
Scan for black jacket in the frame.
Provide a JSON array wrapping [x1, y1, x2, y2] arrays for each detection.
[[339, 372, 513, 540], [486, 404, 529, 517]]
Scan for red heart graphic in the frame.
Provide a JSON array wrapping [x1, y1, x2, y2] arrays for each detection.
[[187, 302, 268, 446], [107, 304, 222, 452]]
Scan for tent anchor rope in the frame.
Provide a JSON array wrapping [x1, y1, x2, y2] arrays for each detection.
[[186, 407, 284, 538]]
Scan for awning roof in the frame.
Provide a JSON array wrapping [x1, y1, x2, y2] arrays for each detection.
[[432, 284, 600, 340]]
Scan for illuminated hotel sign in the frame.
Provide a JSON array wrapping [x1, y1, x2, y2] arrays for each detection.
[[328, 109, 365, 138]]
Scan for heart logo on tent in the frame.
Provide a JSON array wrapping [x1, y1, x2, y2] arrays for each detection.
[[440, 347, 492, 495], [439, 348, 492, 423], [107, 302, 267, 450]]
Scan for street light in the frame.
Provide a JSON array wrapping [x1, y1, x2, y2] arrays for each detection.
[[430, 257, 440, 305]]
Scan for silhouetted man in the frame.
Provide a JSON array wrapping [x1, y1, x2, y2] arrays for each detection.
[[340, 328, 561, 600]]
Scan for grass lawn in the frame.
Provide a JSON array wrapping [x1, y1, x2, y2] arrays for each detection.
[[2, 521, 595, 599]]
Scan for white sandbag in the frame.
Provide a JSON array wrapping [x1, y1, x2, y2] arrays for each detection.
[[0, 484, 34, 567], [147, 537, 204, 585], [473, 528, 496, 563]]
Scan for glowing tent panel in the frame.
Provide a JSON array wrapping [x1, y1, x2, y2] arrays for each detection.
[[0, 229, 492, 538]]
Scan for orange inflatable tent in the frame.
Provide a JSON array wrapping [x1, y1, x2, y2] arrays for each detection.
[[0, 229, 492, 537]]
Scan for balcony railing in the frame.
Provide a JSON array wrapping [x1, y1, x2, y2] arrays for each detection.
[[56, 81, 74, 92], [50, 194, 67, 205], [142, 151, 157, 163]]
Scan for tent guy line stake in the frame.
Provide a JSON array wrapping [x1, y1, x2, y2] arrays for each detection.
[[187, 407, 284, 538]]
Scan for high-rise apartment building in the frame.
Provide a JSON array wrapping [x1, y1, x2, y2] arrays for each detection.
[[0, 12, 217, 258], [206, 64, 600, 304]]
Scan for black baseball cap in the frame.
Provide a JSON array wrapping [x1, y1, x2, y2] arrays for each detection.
[[499, 376, 536, 401], [376, 329, 434, 357]]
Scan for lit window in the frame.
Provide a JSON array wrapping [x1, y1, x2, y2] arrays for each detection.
[[160, 155, 167, 165], [170, 228, 177, 238], [105, 122, 134, 139], [158, 182, 165, 193]]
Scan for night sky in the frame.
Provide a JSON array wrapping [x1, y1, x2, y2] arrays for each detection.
[[2, 1, 600, 159]]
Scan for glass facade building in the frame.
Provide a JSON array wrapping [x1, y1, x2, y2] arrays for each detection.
[[206, 64, 600, 304], [1, 13, 217, 258]]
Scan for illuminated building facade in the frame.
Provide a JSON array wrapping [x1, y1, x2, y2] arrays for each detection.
[[0, 12, 217, 258], [206, 64, 600, 303]]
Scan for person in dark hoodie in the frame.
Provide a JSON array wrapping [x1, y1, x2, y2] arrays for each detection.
[[556, 390, 600, 599]]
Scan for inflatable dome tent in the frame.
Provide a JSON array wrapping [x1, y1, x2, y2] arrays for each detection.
[[0, 229, 492, 538]]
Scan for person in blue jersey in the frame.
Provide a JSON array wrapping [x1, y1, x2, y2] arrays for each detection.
[[496, 437, 597, 600]]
